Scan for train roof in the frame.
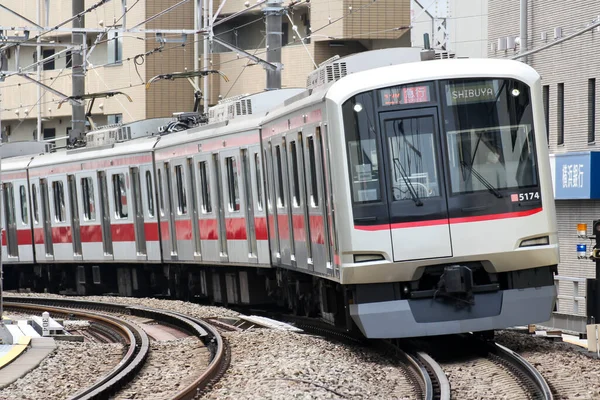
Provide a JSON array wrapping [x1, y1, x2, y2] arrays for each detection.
[[326, 57, 541, 104], [1, 153, 37, 173], [28, 135, 159, 170]]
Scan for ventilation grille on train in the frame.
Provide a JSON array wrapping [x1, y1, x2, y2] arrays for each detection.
[[208, 94, 253, 123], [306, 61, 348, 89]]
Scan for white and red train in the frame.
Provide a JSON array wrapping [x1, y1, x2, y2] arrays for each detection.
[[1, 48, 559, 338]]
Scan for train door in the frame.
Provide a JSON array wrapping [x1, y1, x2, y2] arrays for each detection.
[[78, 173, 102, 260], [305, 128, 332, 275], [241, 148, 257, 263], [172, 160, 193, 261], [50, 177, 72, 260], [140, 166, 160, 261], [272, 137, 293, 266], [213, 153, 228, 261], [187, 157, 202, 261], [3, 182, 18, 259], [67, 175, 83, 258], [287, 134, 311, 270], [30, 181, 42, 260], [39, 179, 54, 260], [264, 142, 280, 264], [109, 169, 136, 261], [378, 108, 452, 261], [97, 171, 114, 259], [193, 154, 219, 262], [17, 182, 33, 262], [249, 146, 269, 263], [164, 162, 178, 258], [221, 149, 248, 263], [319, 126, 338, 275], [130, 167, 147, 259]]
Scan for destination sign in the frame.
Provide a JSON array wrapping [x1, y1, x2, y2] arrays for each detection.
[[445, 81, 499, 105], [380, 85, 430, 106]]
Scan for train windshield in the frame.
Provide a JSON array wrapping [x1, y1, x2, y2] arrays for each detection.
[[441, 78, 538, 195]]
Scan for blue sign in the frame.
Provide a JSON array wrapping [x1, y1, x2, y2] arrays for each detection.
[[553, 151, 600, 199]]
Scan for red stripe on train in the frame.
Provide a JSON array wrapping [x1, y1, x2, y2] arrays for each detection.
[[255, 216, 268, 241], [175, 219, 193, 241], [226, 217, 247, 240], [355, 208, 544, 231], [199, 219, 218, 240]]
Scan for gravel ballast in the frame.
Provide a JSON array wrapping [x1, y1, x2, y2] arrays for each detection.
[[495, 330, 600, 399], [202, 329, 418, 400], [0, 341, 123, 400]]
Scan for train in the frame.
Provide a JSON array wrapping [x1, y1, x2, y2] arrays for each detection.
[[0, 47, 559, 338]]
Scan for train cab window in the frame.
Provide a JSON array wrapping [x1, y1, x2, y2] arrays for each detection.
[[254, 154, 263, 211], [20, 185, 28, 224], [307, 136, 319, 207], [157, 169, 165, 216], [290, 141, 301, 207], [225, 157, 240, 212], [175, 165, 188, 215], [52, 180, 66, 222], [275, 145, 285, 207], [81, 177, 96, 221], [342, 92, 382, 203], [145, 171, 155, 218], [198, 161, 212, 213], [112, 173, 128, 219], [31, 184, 39, 224]]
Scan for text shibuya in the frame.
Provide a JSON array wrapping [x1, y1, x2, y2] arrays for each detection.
[[451, 87, 495, 99]]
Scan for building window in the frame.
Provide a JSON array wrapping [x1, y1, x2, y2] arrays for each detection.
[[175, 165, 187, 215], [589, 78, 596, 143], [542, 85, 550, 144], [81, 177, 96, 221], [65, 51, 72, 68], [107, 28, 123, 64], [198, 161, 212, 213], [112, 173, 128, 219], [108, 114, 123, 125], [42, 49, 55, 70], [20, 185, 28, 224], [43, 128, 56, 140], [226, 157, 240, 211], [52, 180, 66, 222], [557, 83, 564, 145]]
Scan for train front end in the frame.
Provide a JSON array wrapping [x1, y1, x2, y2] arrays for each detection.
[[328, 58, 559, 338]]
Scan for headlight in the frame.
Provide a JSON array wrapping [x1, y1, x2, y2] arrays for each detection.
[[353, 254, 385, 263], [519, 236, 549, 247]]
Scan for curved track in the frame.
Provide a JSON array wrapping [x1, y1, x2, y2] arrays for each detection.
[[4, 296, 229, 400]]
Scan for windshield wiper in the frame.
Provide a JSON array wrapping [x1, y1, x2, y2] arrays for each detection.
[[460, 161, 503, 198], [394, 158, 423, 206]]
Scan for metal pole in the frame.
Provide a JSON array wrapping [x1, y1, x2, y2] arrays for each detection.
[[203, 0, 209, 113], [71, 0, 86, 144], [37, 0, 42, 141], [195, 0, 202, 94], [519, 0, 528, 64], [264, 0, 283, 90]]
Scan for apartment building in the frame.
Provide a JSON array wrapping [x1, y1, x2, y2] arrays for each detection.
[[489, 0, 600, 333], [0, 0, 411, 145]]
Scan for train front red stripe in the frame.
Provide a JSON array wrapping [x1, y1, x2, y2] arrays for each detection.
[[355, 207, 544, 231]]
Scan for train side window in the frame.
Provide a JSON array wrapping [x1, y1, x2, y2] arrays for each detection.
[[290, 141, 301, 207], [146, 171, 155, 218], [226, 156, 240, 212], [20, 185, 28, 224], [112, 173, 128, 219], [275, 145, 285, 207], [157, 169, 165, 216], [175, 165, 188, 215], [254, 153, 263, 211], [81, 177, 96, 221], [3, 184, 15, 226], [198, 161, 212, 213], [52, 180, 66, 222], [307, 136, 319, 207], [31, 184, 39, 224]]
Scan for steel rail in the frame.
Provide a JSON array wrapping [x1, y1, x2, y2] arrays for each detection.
[[4, 301, 150, 400], [5, 296, 228, 400]]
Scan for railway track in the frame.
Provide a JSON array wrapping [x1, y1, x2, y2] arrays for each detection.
[[4, 296, 229, 400], [417, 334, 553, 400]]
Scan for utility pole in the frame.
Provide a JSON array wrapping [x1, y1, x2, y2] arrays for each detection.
[[203, 0, 210, 114], [195, 0, 203, 100], [71, 0, 86, 143], [264, 0, 283, 90], [519, 0, 528, 64], [36, 0, 42, 141]]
